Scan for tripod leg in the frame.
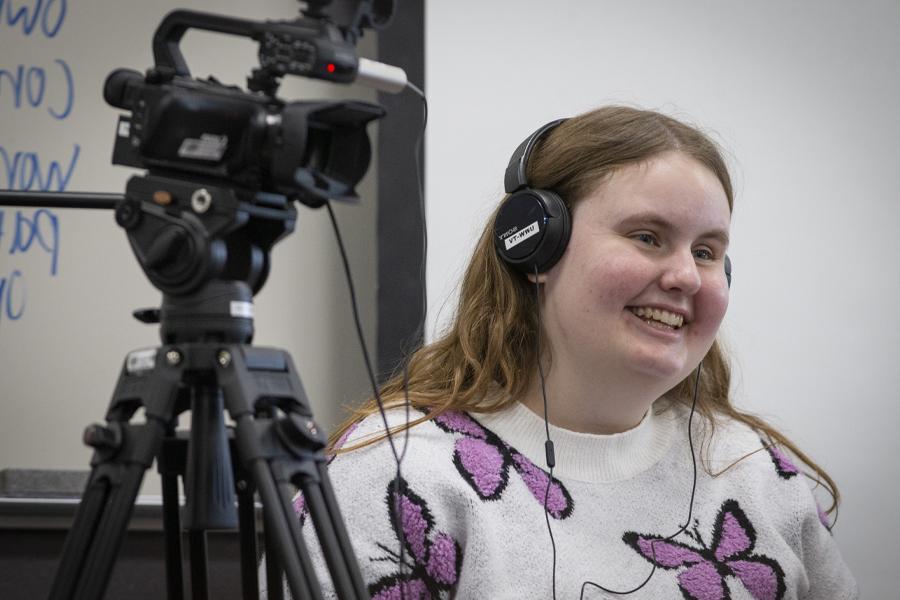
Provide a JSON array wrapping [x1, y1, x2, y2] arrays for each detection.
[[218, 345, 369, 599], [264, 500, 286, 600], [50, 345, 184, 600], [47, 474, 112, 598], [250, 456, 324, 600], [188, 531, 210, 600], [160, 438, 185, 600], [73, 464, 150, 599], [315, 462, 369, 599], [236, 477, 260, 600], [300, 482, 358, 598], [49, 415, 167, 600]]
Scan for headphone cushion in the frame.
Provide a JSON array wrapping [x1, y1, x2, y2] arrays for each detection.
[[494, 188, 570, 273]]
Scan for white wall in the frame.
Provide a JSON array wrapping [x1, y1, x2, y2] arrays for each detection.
[[0, 0, 379, 494], [426, 0, 898, 594]]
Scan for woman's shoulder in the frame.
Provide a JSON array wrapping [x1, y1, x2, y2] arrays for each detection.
[[332, 405, 462, 453], [296, 408, 473, 597], [327, 406, 478, 487], [683, 406, 790, 476], [687, 407, 834, 527], [703, 414, 857, 596]]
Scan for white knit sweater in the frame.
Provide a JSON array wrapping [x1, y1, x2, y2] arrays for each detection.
[[270, 401, 858, 599]]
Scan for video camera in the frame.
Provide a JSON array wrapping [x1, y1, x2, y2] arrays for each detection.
[[96, 1, 401, 301], [104, 1, 394, 208]]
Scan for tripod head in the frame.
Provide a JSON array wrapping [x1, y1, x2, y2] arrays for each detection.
[[114, 174, 288, 344]]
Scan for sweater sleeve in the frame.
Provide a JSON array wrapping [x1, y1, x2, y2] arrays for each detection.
[[794, 481, 859, 600]]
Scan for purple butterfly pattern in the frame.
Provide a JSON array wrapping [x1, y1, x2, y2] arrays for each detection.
[[762, 439, 799, 480], [430, 410, 574, 519], [623, 499, 786, 600], [368, 476, 462, 599], [760, 440, 832, 531]]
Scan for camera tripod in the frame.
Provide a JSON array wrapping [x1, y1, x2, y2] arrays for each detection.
[[0, 179, 371, 600], [50, 288, 367, 600], [0, 3, 403, 596]]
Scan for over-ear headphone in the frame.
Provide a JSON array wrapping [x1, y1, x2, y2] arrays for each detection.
[[724, 255, 732, 289], [493, 118, 733, 288], [493, 119, 571, 274]]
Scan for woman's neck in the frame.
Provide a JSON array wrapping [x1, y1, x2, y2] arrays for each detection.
[[518, 358, 662, 435]]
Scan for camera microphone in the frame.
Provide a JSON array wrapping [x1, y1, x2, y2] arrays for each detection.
[[356, 58, 408, 94]]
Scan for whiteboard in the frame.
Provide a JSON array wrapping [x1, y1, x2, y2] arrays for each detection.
[[0, 0, 382, 494]]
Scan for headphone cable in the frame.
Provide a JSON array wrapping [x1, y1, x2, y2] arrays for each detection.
[[577, 366, 702, 597], [531, 263, 702, 597], [324, 79, 428, 599]]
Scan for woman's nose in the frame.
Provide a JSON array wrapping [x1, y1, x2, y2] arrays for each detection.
[[659, 250, 702, 295]]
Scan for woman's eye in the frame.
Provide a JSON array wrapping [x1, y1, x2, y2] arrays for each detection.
[[633, 232, 658, 246], [693, 247, 715, 261]]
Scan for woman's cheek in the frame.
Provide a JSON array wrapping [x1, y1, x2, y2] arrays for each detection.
[[697, 278, 730, 333]]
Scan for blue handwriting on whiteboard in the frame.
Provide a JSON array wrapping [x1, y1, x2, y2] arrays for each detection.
[[0, 207, 55, 325], [0, 0, 66, 38], [0, 59, 74, 119], [0, 269, 26, 321], [0, 143, 79, 191], [4, 208, 60, 275]]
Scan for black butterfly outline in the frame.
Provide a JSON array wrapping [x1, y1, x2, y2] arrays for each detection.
[[368, 476, 463, 600], [430, 410, 574, 519], [622, 499, 786, 600]]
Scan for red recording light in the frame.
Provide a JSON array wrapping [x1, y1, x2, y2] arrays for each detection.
[[327, 63, 336, 73]]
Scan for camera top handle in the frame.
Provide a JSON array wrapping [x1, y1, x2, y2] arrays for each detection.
[[152, 7, 389, 97], [152, 11, 269, 78]]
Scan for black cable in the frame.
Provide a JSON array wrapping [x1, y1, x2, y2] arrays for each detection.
[[395, 81, 427, 597], [324, 78, 427, 599], [533, 266, 559, 600], [327, 200, 411, 594], [530, 264, 703, 597], [398, 81, 428, 467], [326, 201, 403, 466], [578, 364, 703, 597]]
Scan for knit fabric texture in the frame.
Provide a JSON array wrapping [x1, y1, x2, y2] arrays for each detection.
[[266, 400, 858, 599]]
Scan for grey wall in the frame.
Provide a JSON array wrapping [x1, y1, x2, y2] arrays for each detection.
[[425, 0, 898, 594], [0, 0, 380, 494]]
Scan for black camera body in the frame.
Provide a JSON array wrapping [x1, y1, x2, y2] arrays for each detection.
[[108, 69, 384, 207], [105, 8, 388, 208]]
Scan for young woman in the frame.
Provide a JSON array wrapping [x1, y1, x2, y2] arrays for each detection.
[[286, 106, 858, 599]]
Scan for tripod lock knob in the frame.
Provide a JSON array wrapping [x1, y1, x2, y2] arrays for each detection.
[[277, 413, 327, 454], [83, 423, 123, 451]]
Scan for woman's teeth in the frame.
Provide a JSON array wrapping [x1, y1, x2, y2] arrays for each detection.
[[629, 306, 684, 329]]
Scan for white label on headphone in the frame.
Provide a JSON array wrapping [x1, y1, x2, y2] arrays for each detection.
[[504, 221, 540, 251]]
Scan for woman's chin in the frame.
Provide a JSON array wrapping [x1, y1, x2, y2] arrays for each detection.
[[624, 352, 694, 388]]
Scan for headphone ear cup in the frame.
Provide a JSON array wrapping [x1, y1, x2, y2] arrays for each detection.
[[494, 188, 570, 273], [724, 254, 732, 289]]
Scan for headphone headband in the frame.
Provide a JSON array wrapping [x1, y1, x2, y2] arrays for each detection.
[[495, 118, 571, 274], [503, 118, 567, 194]]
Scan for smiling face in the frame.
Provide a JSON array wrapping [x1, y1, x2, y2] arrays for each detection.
[[538, 150, 731, 394]]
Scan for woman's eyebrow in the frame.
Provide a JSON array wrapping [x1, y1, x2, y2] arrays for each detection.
[[617, 212, 730, 246]]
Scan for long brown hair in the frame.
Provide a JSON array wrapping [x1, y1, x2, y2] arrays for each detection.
[[333, 106, 839, 515]]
